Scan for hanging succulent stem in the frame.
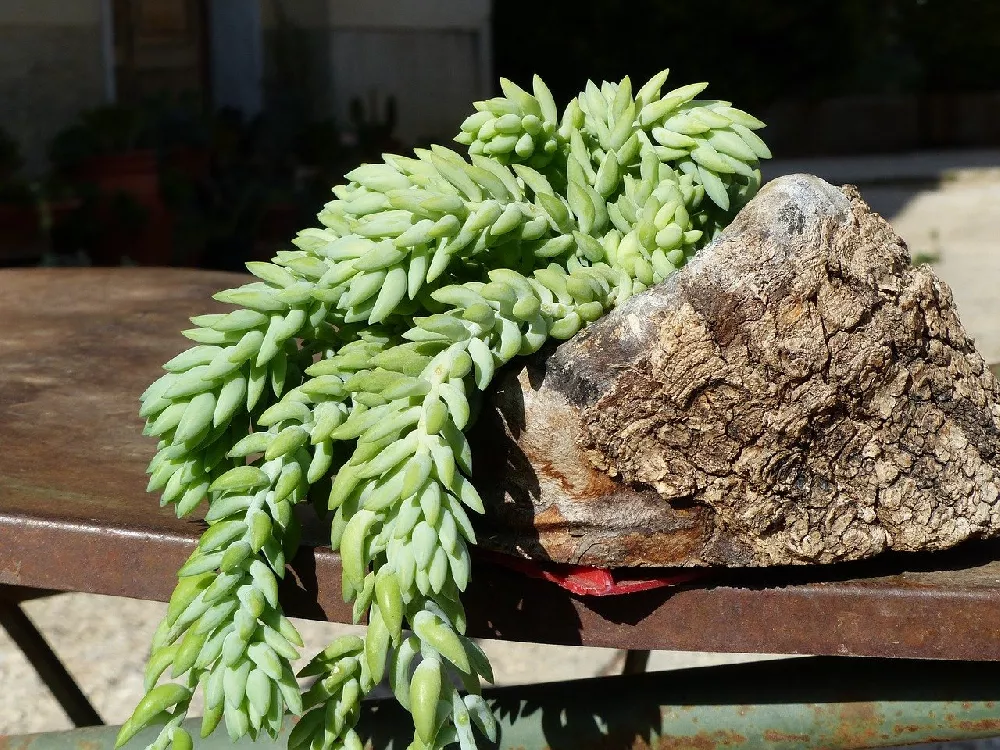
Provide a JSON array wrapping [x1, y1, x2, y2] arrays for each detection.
[[120, 69, 771, 750]]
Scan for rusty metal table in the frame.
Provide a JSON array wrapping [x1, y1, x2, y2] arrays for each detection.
[[3, 267, 1000, 749]]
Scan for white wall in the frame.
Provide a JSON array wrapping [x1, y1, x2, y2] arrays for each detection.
[[330, 28, 484, 144], [256, 0, 493, 143], [325, 0, 493, 144], [327, 0, 490, 30]]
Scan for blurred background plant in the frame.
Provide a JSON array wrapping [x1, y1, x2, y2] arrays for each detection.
[[1, 0, 998, 270]]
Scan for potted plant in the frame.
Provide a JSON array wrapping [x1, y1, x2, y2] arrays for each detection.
[[0, 128, 82, 265], [49, 104, 173, 266], [0, 128, 42, 264]]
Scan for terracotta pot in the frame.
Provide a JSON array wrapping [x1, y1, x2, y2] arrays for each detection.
[[78, 150, 174, 266], [166, 146, 211, 181], [0, 202, 43, 263], [47, 197, 82, 220], [78, 149, 160, 200]]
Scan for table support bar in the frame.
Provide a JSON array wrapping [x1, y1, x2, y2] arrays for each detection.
[[0, 597, 103, 727], [5, 656, 1000, 749]]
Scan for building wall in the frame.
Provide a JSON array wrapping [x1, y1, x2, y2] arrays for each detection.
[[209, 0, 263, 117], [0, 0, 492, 173], [259, 0, 492, 146], [327, 0, 490, 30], [326, 0, 492, 145], [329, 27, 485, 145], [259, 0, 334, 133], [0, 0, 108, 174]]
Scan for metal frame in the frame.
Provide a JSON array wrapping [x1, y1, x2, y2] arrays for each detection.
[[0, 588, 103, 727], [5, 656, 1000, 749], [4, 268, 1000, 746]]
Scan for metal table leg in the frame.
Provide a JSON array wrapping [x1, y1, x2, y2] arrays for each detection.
[[0, 591, 103, 727], [622, 649, 651, 674]]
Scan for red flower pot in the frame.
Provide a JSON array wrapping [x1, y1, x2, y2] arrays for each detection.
[[78, 149, 175, 266], [0, 202, 43, 263]]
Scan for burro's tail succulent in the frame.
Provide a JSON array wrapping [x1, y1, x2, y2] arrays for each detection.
[[121, 70, 770, 750]]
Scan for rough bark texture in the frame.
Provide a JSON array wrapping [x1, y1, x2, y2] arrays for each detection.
[[470, 174, 1000, 567]]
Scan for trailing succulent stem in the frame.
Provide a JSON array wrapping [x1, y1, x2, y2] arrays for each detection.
[[122, 70, 769, 750]]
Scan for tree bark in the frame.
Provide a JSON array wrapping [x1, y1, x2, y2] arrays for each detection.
[[469, 174, 1000, 568]]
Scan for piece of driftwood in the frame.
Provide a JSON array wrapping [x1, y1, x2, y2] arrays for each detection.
[[469, 174, 1000, 568]]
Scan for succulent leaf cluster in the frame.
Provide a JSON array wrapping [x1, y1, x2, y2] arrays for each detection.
[[122, 69, 769, 750]]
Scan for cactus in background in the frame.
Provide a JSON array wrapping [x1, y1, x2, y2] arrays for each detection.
[[121, 69, 770, 750]]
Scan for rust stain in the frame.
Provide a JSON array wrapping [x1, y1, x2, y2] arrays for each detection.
[[956, 719, 1000, 733], [832, 702, 881, 747], [893, 724, 920, 735], [763, 729, 810, 743], [655, 730, 747, 749]]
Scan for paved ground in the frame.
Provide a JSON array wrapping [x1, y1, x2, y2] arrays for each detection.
[[766, 149, 1000, 365], [863, 173, 1000, 366], [0, 593, 786, 734], [3, 150, 1000, 744]]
